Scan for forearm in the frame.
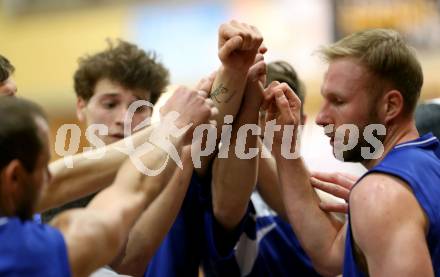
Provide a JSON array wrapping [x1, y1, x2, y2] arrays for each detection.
[[210, 66, 248, 123], [257, 139, 287, 219], [212, 90, 260, 230], [114, 135, 186, 205], [64, 136, 185, 274], [87, 149, 175, 224], [196, 66, 248, 176], [275, 149, 344, 274], [38, 126, 154, 212], [112, 148, 193, 276]]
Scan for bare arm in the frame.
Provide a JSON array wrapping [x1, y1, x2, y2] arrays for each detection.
[[265, 83, 345, 275], [276, 156, 346, 275], [211, 58, 265, 229], [258, 143, 351, 221], [256, 138, 287, 219], [195, 20, 263, 177], [51, 138, 184, 277], [211, 51, 266, 229], [351, 173, 433, 277], [37, 126, 154, 212], [112, 146, 194, 276]]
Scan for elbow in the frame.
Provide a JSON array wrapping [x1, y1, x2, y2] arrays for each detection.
[[310, 258, 343, 277], [213, 200, 247, 231], [315, 266, 342, 277], [112, 257, 147, 277], [110, 230, 154, 277], [211, 181, 254, 231]]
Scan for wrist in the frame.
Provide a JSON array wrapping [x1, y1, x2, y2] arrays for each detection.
[[218, 65, 248, 79], [272, 139, 302, 160], [243, 82, 264, 109]]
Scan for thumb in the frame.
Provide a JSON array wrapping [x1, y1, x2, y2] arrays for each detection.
[[248, 60, 266, 82]]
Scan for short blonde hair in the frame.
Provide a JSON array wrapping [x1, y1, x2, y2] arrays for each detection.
[[319, 29, 423, 113]]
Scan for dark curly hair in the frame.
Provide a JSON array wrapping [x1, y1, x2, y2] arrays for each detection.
[[74, 39, 169, 105], [0, 54, 15, 83]]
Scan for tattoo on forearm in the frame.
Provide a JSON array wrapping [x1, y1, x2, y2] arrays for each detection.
[[211, 84, 235, 103]]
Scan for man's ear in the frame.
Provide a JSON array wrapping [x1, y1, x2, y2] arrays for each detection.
[[380, 90, 404, 124], [0, 160, 25, 215], [76, 97, 87, 122]]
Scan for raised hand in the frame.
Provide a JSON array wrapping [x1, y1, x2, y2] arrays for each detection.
[[159, 86, 218, 144], [262, 81, 302, 145], [248, 46, 268, 82], [310, 171, 357, 214], [218, 20, 263, 72], [242, 49, 267, 110]]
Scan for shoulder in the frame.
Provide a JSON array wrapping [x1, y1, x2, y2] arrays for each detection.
[[349, 173, 427, 247], [350, 173, 422, 219]]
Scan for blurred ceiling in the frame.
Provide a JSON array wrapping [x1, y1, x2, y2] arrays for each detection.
[[0, 0, 210, 16]]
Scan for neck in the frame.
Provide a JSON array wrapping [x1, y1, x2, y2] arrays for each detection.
[[0, 194, 28, 220], [361, 118, 419, 170]]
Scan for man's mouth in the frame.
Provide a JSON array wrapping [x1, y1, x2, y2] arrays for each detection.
[[325, 132, 335, 146], [110, 134, 124, 140]]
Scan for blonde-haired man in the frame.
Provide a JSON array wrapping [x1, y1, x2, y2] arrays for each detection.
[[264, 28, 440, 276]]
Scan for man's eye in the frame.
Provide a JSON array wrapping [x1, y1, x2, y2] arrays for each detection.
[[332, 98, 344, 105], [102, 101, 117, 109]]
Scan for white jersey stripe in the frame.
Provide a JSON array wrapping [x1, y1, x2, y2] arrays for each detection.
[[0, 217, 8, 226], [395, 136, 437, 149]]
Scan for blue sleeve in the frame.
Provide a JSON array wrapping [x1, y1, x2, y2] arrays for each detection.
[[10, 221, 72, 277], [41, 225, 72, 277]]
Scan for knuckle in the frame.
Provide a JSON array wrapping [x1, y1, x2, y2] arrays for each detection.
[[253, 35, 263, 43]]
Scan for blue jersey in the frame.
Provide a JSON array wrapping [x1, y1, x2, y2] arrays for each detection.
[[144, 173, 209, 277], [344, 133, 440, 276], [203, 192, 321, 277], [0, 217, 71, 277]]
